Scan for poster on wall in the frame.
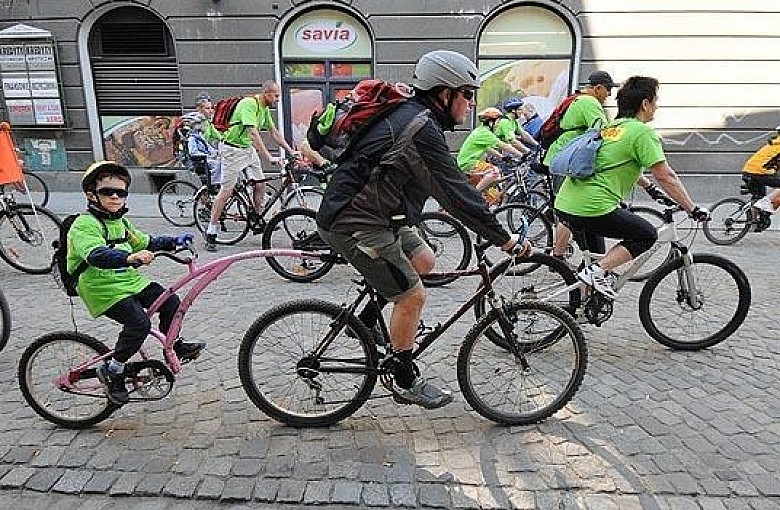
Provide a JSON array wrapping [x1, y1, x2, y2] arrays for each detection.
[[478, 59, 571, 122], [0, 34, 65, 127], [102, 115, 180, 168]]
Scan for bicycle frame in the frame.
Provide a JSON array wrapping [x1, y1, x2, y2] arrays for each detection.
[[54, 248, 329, 391]]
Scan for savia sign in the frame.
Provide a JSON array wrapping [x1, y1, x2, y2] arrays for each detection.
[[295, 20, 357, 53]]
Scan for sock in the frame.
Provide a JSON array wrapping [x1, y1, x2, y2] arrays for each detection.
[[392, 349, 416, 389], [107, 359, 125, 374], [207, 223, 219, 235]]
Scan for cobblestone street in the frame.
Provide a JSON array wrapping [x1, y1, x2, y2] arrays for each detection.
[[1, 197, 778, 509]]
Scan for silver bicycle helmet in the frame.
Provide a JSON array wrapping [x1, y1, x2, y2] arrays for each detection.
[[412, 50, 480, 91]]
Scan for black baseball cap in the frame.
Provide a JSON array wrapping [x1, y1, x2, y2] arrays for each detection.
[[588, 71, 619, 89]]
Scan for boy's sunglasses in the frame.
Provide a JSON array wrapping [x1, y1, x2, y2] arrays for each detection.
[[96, 187, 129, 198], [457, 88, 475, 100]]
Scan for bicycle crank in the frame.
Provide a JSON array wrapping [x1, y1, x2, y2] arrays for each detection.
[[125, 360, 175, 401]]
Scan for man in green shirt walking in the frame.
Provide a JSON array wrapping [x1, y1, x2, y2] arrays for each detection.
[[206, 81, 297, 251]]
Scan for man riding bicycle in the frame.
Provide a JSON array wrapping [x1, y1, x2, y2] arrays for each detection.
[[742, 125, 780, 213], [553, 76, 710, 300], [317, 50, 527, 410]]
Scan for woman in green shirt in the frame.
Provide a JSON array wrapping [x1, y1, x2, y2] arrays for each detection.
[[554, 76, 709, 299]]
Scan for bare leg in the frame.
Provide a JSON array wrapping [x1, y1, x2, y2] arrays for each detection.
[[597, 244, 632, 272], [252, 182, 266, 213], [209, 184, 234, 228], [389, 284, 426, 351], [553, 222, 571, 257]]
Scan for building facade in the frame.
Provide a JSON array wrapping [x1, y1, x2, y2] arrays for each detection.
[[1, 0, 778, 195]]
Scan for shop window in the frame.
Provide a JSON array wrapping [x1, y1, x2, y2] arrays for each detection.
[[478, 6, 574, 120], [280, 8, 373, 148]]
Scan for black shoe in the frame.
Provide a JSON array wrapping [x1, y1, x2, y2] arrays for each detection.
[[174, 340, 206, 361], [96, 365, 129, 405], [205, 234, 217, 252]]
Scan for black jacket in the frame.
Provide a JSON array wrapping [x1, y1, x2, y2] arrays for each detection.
[[316, 98, 511, 247]]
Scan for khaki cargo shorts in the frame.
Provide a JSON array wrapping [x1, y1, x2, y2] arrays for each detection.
[[218, 142, 263, 187]]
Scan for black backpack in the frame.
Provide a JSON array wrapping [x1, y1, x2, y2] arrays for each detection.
[[52, 214, 130, 297]]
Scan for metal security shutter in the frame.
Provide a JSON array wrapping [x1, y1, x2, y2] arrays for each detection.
[[92, 60, 181, 114], [89, 9, 182, 115]]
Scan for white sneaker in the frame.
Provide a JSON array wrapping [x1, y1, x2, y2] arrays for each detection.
[[754, 196, 779, 214], [578, 263, 617, 300]]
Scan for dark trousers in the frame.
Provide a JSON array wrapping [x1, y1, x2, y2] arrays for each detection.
[[103, 282, 180, 362], [556, 207, 657, 259]]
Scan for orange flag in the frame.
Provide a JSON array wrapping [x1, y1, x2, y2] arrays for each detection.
[[0, 122, 24, 185]]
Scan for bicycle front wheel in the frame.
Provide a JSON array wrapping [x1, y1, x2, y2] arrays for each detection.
[[281, 185, 325, 211], [158, 179, 198, 226], [702, 197, 751, 246], [261, 207, 335, 282], [193, 186, 250, 245], [0, 204, 61, 274], [0, 288, 10, 353], [458, 301, 587, 425], [418, 211, 472, 287], [18, 332, 119, 428], [638, 254, 751, 350], [239, 299, 378, 427]]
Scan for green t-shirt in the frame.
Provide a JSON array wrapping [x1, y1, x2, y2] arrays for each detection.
[[202, 119, 223, 144], [222, 96, 274, 147], [494, 117, 517, 143], [554, 118, 666, 217], [67, 214, 151, 317], [457, 125, 501, 171], [543, 94, 607, 166]]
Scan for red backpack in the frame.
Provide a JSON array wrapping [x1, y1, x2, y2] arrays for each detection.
[[211, 96, 260, 132], [306, 79, 413, 159], [537, 93, 582, 150]]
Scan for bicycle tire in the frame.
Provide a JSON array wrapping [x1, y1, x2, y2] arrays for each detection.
[[239, 299, 378, 427], [625, 206, 673, 282], [458, 300, 587, 425], [638, 253, 751, 350], [473, 253, 581, 346], [0, 204, 61, 274], [261, 207, 335, 283], [158, 179, 199, 226], [0, 288, 10, 353], [8, 172, 50, 208], [418, 211, 472, 287], [281, 185, 325, 211], [193, 186, 250, 245], [702, 197, 752, 246], [18, 331, 119, 428]]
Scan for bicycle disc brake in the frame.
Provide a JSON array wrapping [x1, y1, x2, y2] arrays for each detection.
[[125, 360, 175, 401], [584, 294, 613, 326]]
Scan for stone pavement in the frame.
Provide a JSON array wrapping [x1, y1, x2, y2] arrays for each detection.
[[1, 196, 779, 509]]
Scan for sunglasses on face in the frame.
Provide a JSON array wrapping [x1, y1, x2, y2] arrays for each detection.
[[457, 88, 475, 100], [96, 187, 129, 198]]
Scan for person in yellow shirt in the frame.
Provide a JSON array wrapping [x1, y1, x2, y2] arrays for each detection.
[[742, 126, 780, 213]]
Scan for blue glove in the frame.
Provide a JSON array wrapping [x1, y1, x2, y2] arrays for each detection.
[[175, 233, 195, 247]]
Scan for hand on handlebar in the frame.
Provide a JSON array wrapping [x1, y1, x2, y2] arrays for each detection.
[[689, 205, 711, 222], [127, 250, 154, 266], [175, 233, 195, 247], [501, 233, 531, 257]]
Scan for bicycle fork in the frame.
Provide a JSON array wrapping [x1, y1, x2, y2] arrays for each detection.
[[677, 251, 703, 310]]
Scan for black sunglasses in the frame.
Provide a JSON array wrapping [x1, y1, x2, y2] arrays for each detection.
[[96, 187, 129, 198], [457, 88, 475, 100]]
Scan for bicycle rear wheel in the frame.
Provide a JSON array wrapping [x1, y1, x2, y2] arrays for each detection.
[[638, 254, 751, 350], [18, 331, 119, 428], [158, 179, 198, 226], [239, 299, 378, 427], [8, 172, 49, 207], [0, 288, 10, 353], [0, 204, 61, 274], [193, 186, 250, 245], [261, 207, 335, 282], [458, 301, 587, 425], [418, 211, 472, 287], [702, 197, 751, 246]]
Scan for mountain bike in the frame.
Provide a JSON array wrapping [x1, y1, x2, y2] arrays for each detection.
[[17, 243, 332, 429], [238, 241, 587, 428], [703, 178, 775, 245], [477, 206, 751, 351], [0, 170, 49, 208], [0, 188, 61, 274], [260, 207, 472, 287], [0, 287, 10, 353], [192, 157, 327, 245]]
